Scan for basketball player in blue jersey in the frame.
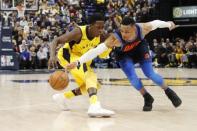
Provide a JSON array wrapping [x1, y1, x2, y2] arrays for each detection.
[[67, 17, 182, 111]]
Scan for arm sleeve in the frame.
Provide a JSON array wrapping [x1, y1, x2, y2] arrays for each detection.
[[98, 48, 112, 59], [149, 20, 171, 30], [78, 43, 109, 64]]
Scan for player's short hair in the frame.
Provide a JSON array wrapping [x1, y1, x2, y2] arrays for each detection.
[[88, 13, 104, 24], [121, 17, 135, 26]]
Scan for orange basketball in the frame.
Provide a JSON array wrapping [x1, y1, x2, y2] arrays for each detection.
[[49, 71, 69, 91]]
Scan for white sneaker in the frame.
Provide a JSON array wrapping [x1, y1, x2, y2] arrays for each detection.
[[52, 93, 69, 111], [87, 102, 115, 117], [178, 63, 183, 68]]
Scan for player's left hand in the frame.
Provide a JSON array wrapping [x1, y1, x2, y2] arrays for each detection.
[[66, 61, 78, 70], [168, 21, 176, 30], [48, 55, 58, 69]]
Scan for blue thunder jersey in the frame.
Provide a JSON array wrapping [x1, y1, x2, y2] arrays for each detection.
[[113, 24, 151, 63]]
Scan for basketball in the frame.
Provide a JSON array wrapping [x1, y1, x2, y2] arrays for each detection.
[[49, 71, 69, 91]]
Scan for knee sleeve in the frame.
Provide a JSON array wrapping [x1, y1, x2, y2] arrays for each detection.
[[145, 71, 164, 86], [141, 61, 164, 87], [119, 58, 143, 90], [129, 77, 143, 90]]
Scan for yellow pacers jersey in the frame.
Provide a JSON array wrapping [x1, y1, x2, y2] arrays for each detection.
[[62, 25, 111, 58], [58, 25, 110, 94], [68, 26, 100, 56]]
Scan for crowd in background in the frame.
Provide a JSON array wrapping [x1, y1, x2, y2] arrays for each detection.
[[151, 35, 197, 68], [0, 0, 196, 69]]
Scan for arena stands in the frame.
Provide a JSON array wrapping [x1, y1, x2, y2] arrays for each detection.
[[0, 0, 196, 69]]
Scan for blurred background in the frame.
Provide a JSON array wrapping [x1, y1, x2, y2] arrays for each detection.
[[0, 0, 196, 70]]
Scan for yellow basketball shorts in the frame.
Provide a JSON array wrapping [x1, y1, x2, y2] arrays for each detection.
[[57, 44, 100, 94], [175, 53, 183, 61]]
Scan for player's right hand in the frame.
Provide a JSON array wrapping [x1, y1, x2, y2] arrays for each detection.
[[105, 34, 120, 47], [48, 55, 58, 69]]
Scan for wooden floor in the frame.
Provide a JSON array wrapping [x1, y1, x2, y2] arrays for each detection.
[[0, 68, 197, 131]]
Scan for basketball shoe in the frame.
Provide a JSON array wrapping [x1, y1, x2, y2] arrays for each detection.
[[143, 92, 154, 111], [165, 88, 182, 107], [52, 93, 69, 111], [87, 101, 115, 117]]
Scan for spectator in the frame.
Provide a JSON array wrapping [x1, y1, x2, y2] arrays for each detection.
[[175, 41, 184, 67], [37, 46, 48, 69], [20, 48, 31, 69]]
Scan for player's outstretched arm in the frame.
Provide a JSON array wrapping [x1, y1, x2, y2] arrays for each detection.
[[66, 34, 118, 69], [141, 20, 176, 36], [66, 42, 109, 69]]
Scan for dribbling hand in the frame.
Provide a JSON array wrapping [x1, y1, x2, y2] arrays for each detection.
[[66, 61, 78, 70], [48, 56, 58, 69]]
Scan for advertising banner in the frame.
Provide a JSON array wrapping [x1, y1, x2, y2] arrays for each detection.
[[0, 20, 13, 51], [0, 51, 19, 70], [0, 16, 19, 70], [173, 6, 197, 18]]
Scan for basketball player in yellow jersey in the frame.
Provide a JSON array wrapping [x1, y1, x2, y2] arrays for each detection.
[[48, 13, 114, 117]]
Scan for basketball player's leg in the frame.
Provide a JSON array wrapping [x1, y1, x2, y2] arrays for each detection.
[[140, 60, 182, 107], [54, 47, 105, 113], [58, 47, 102, 97], [52, 85, 84, 110], [118, 57, 154, 111], [58, 47, 85, 95], [84, 65, 115, 117], [52, 47, 86, 110]]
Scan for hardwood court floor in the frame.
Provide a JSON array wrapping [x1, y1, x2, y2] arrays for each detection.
[[0, 68, 197, 131]]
